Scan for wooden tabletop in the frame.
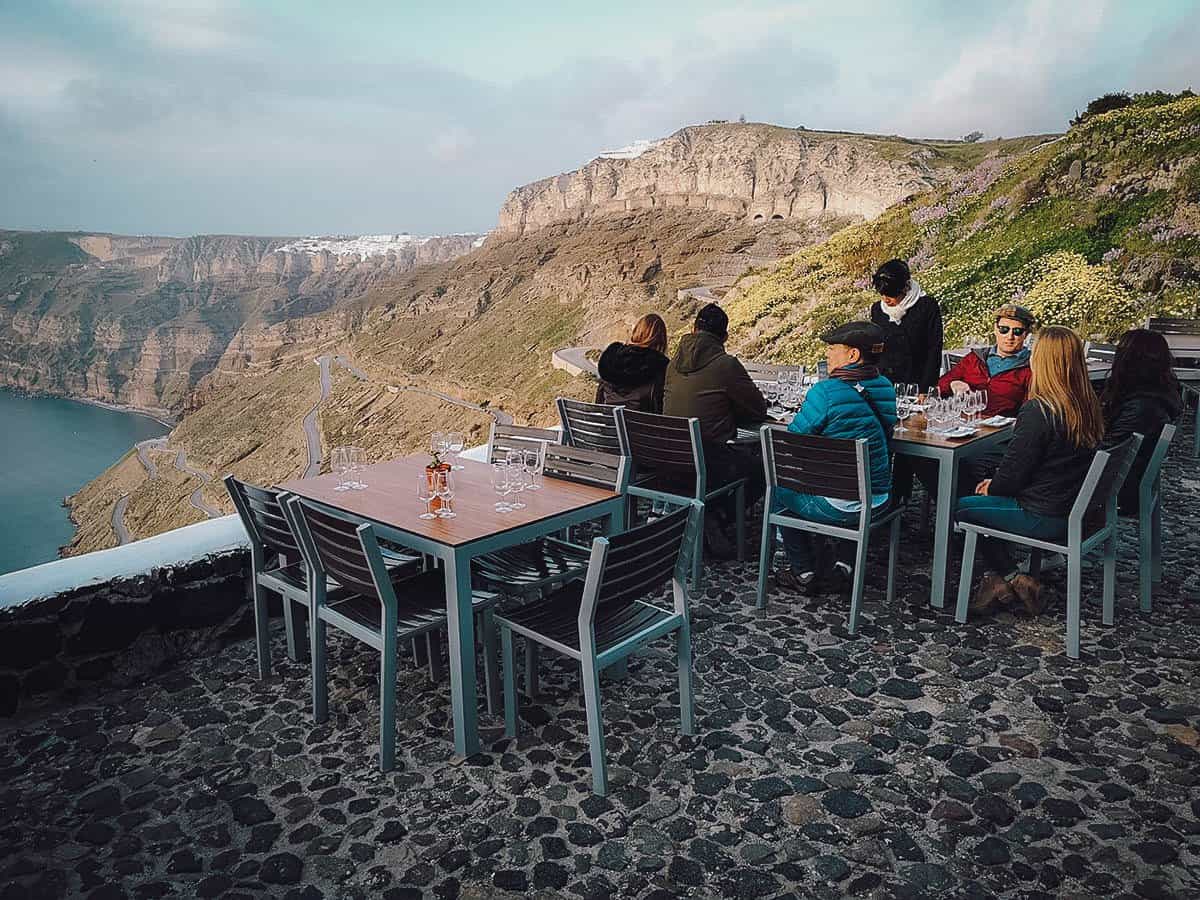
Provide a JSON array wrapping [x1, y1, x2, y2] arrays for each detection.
[[891, 413, 1012, 449], [279, 454, 619, 548]]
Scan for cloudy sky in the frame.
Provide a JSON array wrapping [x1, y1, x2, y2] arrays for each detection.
[[2, 0, 1197, 237]]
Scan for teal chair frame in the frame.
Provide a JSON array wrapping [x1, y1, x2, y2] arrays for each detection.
[[1131, 424, 1175, 611], [284, 496, 500, 772], [954, 435, 1141, 659], [756, 427, 902, 633], [496, 500, 703, 795], [556, 397, 623, 455], [614, 407, 745, 587]]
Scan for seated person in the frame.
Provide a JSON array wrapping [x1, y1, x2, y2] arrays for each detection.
[[938, 303, 1035, 416], [774, 322, 897, 592], [956, 326, 1102, 616], [1100, 328, 1183, 514], [595, 313, 670, 413], [663, 303, 768, 556]]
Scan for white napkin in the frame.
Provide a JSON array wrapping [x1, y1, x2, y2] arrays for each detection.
[[980, 415, 1015, 427]]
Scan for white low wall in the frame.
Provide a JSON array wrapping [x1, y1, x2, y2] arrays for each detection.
[[0, 515, 249, 611]]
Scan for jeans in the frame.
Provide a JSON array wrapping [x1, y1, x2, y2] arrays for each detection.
[[955, 495, 1068, 574], [775, 493, 859, 573]]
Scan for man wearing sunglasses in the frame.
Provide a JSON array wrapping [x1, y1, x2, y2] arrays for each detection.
[[937, 303, 1036, 417]]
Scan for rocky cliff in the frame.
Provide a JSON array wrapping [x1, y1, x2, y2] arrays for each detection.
[[496, 123, 1009, 236], [0, 231, 483, 413]]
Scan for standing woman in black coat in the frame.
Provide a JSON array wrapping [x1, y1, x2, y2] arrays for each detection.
[[869, 259, 944, 391], [1100, 328, 1183, 513]]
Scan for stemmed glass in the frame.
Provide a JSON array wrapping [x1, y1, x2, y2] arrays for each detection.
[[506, 451, 527, 509], [434, 469, 456, 518], [430, 431, 448, 462], [347, 446, 367, 490], [895, 384, 917, 434], [523, 446, 544, 491], [491, 462, 512, 513], [416, 472, 437, 519], [446, 432, 465, 470], [331, 446, 350, 491]]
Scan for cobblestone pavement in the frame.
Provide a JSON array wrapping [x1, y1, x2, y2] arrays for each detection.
[[2, 453, 1199, 899]]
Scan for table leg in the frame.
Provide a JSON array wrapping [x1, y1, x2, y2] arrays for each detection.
[[930, 452, 959, 609], [443, 550, 480, 758]]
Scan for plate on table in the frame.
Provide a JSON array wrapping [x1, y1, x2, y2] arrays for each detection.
[[980, 415, 1015, 427], [939, 425, 978, 439]]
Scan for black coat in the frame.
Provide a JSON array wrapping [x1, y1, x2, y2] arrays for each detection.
[[990, 400, 1097, 518], [594, 343, 669, 413], [1102, 387, 1184, 513], [870, 294, 944, 390]]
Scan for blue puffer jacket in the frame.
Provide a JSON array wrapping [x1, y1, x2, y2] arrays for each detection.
[[778, 371, 897, 508]]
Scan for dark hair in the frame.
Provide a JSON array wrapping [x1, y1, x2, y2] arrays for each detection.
[[1100, 329, 1180, 415], [872, 258, 910, 298], [695, 303, 728, 341]]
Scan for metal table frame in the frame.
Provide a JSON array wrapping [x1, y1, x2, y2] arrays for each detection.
[[893, 426, 1013, 607], [295, 487, 626, 759]]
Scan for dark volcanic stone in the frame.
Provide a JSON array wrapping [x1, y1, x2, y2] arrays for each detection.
[[260, 853, 303, 885], [822, 791, 870, 819], [879, 678, 922, 700], [231, 797, 273, 826], [668, 856, 704, 887], [972, 836, 1010, 866], [947, 752, 989, 778], [812, 855, 850, 882]]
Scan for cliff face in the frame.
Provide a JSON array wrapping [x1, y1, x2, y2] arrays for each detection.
[[0, 231, 484, 413], [497, 123, 961, 236]]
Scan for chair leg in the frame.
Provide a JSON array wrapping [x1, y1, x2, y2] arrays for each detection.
[[501, 626, 518, 737], [1103, 531, 1117, 627], [847, 537, 869, 635], [311, 613, 328, 723], [379, 642, 397, 773], [281, 588, 300, 662], [677, 622, 694, 735], [691, 506, 704, 592], [886, 516, 901, 606], [735, 484, 746, 562], [1151, 501, 1163, 584], [1139, 506, 1154, 613], [412, 636, 427, 667], [481, 609, 500, 716], [921, 492, 931, 530], [756, 514, 773, 610], [1066, 547, 1082, 660], [524, 640, 539, 698], [426, 631, 444, 683], [251, 577, 271, 680], [580, 655, 608, 796], [955, 531, 978, 624], [1028, 548, 1043, 579]]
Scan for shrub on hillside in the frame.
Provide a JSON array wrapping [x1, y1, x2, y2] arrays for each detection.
[[1072, 89, 1195, 126]]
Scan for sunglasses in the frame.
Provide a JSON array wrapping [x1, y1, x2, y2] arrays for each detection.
[[995, 325, 1027, 337]]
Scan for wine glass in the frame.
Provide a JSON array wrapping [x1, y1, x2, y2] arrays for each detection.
[[447, 432, 465, 470], [431, 431, 448, 464], [895, 392, 913, 434], [331, 446, 350, 491], [491, 462, 512, 513], [347, 446, 367, 489], [416, 472, 437, 519], [434, 470, 456, 518], [508, 462, 527, 510], [523, 446, 544, 491]]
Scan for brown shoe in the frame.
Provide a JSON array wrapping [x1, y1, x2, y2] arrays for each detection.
[[970, 574, 1017, 615], [1008, 574, 1045, 616]]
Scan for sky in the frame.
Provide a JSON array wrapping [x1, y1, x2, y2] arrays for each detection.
[[1, 0, 1198, 238]]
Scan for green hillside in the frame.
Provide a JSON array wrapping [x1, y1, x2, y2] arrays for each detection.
[[728, 97, 1200, 363]]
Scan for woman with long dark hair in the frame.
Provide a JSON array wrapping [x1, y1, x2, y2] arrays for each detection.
[[1100, 329, 1183, 513], [595, 313, 670, 413], [956, 326, 1104, 616]]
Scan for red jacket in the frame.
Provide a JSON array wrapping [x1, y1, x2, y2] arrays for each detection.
[[938, 349, 1031, 416]]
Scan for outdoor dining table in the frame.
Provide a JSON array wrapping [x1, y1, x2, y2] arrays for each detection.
[[279, 453, 626, 759], [891, 414, 1013, 607]]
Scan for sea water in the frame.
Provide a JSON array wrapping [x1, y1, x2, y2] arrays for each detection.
[[0, 389, 169, 575]]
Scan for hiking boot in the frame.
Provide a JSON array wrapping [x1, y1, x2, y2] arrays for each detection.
[[826, 561, 853, 597], [703, 517, 737, 560], [970, 574, 1016, 615], [775, 567, 817, 593], [1008, 574, 1046, 616]]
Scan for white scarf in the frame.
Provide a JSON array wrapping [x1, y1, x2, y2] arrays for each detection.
[[879, 278, 924, 324]]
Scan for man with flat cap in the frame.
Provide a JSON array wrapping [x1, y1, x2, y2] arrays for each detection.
[[663, 303, 768, 557], [772, 321, 897, 593]]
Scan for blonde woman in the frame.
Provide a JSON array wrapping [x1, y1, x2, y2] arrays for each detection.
[[956, 326, 1105, 616]]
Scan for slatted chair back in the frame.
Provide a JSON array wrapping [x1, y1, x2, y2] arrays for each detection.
[[1085, 341, 1118, 364], [224, 475, 300, 560], [1148, 317, 1200, 368], [556, 398, 623, 454], [542, 443, 629, 493], [1068, 436, 1141, 532], [487, 423, 559, 464], [613, 407, 704, 498], [761, 428, 868, 502], [287, 498, 388, 603], [578, 501, 702, 627]]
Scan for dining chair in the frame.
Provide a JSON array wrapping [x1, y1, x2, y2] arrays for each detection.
[[756, 428, 902, 632], [486, 423, 559, 463], [496, 500, 703, 795], [556, 397, 623, 455], [1129, 424, 1175, 611], [954, 435, 1141, 659], [284, 496, 499, 772]]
